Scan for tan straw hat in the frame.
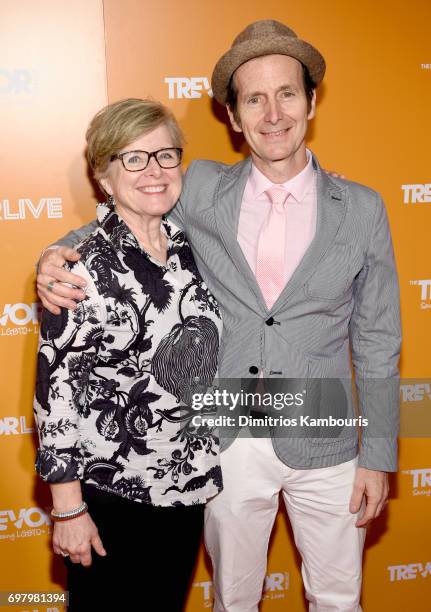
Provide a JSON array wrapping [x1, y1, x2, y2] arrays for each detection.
[[211, 19, 326, 105]]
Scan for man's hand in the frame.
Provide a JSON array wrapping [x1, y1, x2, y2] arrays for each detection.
[[349, 467, 389, 527], [52, 512, 107, 567], [37, 247, 86, 314]]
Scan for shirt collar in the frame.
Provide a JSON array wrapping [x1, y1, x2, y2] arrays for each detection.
[[96, 200, 185, 255], [248, 149, 315, 203]]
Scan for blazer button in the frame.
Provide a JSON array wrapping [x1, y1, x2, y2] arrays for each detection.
[[249, 366, 259, 375], [266, 317, 274, 326]]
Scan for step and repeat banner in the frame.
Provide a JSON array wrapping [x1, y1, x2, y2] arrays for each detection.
[[1, 0, 430, 610]]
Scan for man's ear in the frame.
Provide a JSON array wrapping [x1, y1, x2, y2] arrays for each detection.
[[307, 90, 317, 120], [226, 105, 243, 133]]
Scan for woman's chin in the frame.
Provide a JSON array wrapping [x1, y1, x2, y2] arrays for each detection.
[[116, 199, 176, 220]]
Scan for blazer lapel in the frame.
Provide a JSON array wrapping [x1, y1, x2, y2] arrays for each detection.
[[271, 155, 348, 314], [214, 159, 268, 314]]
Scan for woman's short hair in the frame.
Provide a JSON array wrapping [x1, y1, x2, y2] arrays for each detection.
[[86, 98, 185, 178]]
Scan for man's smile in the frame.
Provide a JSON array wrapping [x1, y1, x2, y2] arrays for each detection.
[[261, 128, 290, 138]]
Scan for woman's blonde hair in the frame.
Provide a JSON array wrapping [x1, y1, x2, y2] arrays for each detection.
[[86, 98, 185, 178]]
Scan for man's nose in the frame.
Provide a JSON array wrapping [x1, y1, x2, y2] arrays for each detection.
[[264, 98, 283, 124]]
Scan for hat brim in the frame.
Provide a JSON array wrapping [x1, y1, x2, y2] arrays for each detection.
[[211, 36, 326, 105]]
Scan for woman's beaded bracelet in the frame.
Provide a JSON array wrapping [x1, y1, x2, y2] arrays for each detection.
[[50, 501, 88, 522]]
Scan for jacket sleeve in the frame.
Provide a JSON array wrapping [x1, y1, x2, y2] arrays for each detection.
[[349, 192, 401, 472], [167, 164, 197, 230], [55, 220, 98, 248]]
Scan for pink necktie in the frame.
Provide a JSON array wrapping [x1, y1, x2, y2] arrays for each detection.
[[256, 186, 289, 309]]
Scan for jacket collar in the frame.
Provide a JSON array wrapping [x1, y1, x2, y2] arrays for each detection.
[[214, 153, 348, 315]]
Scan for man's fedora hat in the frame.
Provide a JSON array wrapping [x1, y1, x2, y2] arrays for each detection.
[[211, 19, 326, 105]]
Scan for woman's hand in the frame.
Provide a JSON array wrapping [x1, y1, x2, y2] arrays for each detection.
[[52, 512, 107, 567], [323, 168, 345, 179], [37, 246, 86, 314]]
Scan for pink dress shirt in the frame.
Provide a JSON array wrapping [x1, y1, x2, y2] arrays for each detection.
[[237, 150, 317, 302]]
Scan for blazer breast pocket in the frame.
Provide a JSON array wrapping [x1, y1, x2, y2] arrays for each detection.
[[304, 243, 353, 302]]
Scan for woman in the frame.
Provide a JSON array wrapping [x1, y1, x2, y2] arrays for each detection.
[[34, 98, 222, 611]]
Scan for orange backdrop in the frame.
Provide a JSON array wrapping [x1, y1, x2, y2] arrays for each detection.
[[1, 1, 430, 610]]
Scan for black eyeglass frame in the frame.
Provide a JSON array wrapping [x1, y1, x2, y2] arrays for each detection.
[[110, 147, 183, 171]]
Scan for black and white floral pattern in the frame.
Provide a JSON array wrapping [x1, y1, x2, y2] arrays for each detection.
[[34, 202, 222, 506]]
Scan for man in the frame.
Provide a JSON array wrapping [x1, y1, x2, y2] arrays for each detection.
[[38, 20, 400, 611]]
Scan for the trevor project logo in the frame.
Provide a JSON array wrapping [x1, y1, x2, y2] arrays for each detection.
[[400, 383, 431, 403], [164, 77, 213, 99], [402, 468, 431, 496], [194, 571, 289, 607], [0, 302, 41, 337], [401, 184, 431, 204], [409, 280, 431, 310], [0, 507, 51, 541], [0, 198, 63, 221], [0, 416, 34, 435], [0, 69, 36, 95], [388, 562, 431, 581]]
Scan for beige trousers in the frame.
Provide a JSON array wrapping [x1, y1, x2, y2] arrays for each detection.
[[205, 436, 366, 612]]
